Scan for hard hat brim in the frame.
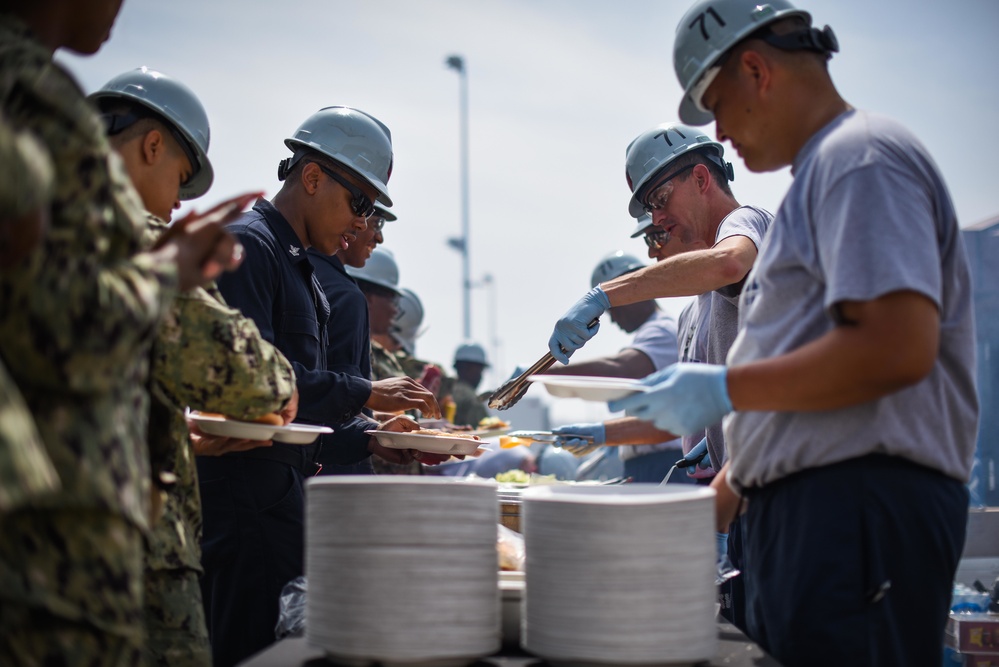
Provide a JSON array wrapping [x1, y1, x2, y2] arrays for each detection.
[[678, 94, 716, 127], [630, 217, 655, 238], [179, 158, 214, 200], [354, 275, 403, 296], [628, 194, 648, 219]]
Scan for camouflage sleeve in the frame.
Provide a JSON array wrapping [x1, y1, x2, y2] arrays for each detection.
[[397, 352, 427, 380], [0, 55, 178, 393], [0, 358, 59, 512], [151, 284, 296, 419], [0, 114, 52, 216]]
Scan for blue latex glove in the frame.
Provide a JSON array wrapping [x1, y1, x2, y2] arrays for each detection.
[[551, 422, 606, 457], [716, 531, 729, 564], [608, 363, 732, 436], [675, 436, 708, 469], [548, 287, 610, 364]]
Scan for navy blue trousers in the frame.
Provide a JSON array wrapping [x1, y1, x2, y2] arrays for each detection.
[[742, 454, 967, 667], [624, 447, 695, 484], [197, 457, 306, 667]]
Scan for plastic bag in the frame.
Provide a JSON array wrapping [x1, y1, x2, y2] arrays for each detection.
[[498, 523, 525, 572], [275, 576, 307, 639]]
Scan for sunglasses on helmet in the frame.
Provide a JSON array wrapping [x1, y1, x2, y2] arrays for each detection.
[[314, 163, 376, 219]]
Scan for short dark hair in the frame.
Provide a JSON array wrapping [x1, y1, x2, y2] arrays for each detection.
[[280, 149, 369, 192], [658, 149, 733, 196], [96, 98, 187, 160]]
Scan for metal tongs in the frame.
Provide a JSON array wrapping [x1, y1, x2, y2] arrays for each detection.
[[503, 430, 594, 446], [487, 317, 599, 410]]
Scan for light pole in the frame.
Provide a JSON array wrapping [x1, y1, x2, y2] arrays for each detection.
[[445, 53, 472, 340]]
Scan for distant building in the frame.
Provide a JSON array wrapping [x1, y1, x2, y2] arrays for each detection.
[[963, 214, 999, 506]]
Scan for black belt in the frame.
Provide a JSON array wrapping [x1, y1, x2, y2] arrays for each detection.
[[226, 442, 322, 477]]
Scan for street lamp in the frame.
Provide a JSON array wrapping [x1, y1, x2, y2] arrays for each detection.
[[445, 53, 472, 340]]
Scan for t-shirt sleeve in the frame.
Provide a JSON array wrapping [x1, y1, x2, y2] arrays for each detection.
[[815, 163, 941, 313], [623, 316, 679, 371], [714, 206, 771, 302]]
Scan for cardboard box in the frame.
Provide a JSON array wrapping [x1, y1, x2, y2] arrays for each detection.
[[947, 613, 999, 655]]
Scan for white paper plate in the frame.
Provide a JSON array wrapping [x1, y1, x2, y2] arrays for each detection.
[[189, 412, 332, 444], [305, 477, 500, 665], [527, 375, 649, 401], [365, 430, 485, 456]]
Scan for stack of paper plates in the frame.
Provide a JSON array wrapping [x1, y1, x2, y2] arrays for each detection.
[[305, 476, 500, 667], [521, 484, 717, 666]]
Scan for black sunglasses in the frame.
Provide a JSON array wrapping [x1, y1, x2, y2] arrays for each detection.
[[644, 229, 671, 250], [314, 163, 376, 219]]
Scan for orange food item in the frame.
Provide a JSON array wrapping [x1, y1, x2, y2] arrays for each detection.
[[251, 412, 284, 426], [195, 411, 283, 425]]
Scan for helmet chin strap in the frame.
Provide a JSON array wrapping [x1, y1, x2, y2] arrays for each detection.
[[754, 24, 839, 58], [277, 158, 292, 181], [277, 149, 313, 181]]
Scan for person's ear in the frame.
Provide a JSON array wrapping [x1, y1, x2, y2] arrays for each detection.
[[740, 48, 773, 97], [140, 128, 166, 166], [300, 161, 323, 195], [692, 163, 711, 192]]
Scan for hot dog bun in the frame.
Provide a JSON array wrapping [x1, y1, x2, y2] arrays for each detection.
[[251, 412, 284, 426], [193, 411, 283, 426]]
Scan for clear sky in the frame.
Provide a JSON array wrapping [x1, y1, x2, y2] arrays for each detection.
[[60, 0, 999, 426]]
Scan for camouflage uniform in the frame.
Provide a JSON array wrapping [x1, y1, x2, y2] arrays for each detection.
[[0, 15, 178, 664], [142, 215, 296, 666], [0, 359, 58, 512], [370, 341, 423, 475], [396, 349, 428, 380], [452, 378, 489, 428], [0, 116, 59, 513]]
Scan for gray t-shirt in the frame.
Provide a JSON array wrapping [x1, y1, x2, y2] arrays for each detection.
[[724, 110, 978, 491], [677, 297, 715, 479], [620, 309, 682, 462], [704, 205, 773, 470]]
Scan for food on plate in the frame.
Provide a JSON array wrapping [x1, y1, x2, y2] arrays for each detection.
[[495, 469, 530, 484], [478, 416, 510, 431], [413, 428, 481, 440], [196, 411, 284, 426]]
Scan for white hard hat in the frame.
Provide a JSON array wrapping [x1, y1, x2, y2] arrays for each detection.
[[280, 106, 394, 206], [673, 0, 836, 125], [373, 204, 397, 222], [625, 121, 731, 218], [391, 287, 425, 355], [591, 251, 645, 288], [90, 66, 213, 200], [630, 214, 655, 239], [345, 247, 401, 294], [454, 342, 489, 367]]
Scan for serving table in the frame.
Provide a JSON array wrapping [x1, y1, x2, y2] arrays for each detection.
[[238, 620, 781, 667]]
